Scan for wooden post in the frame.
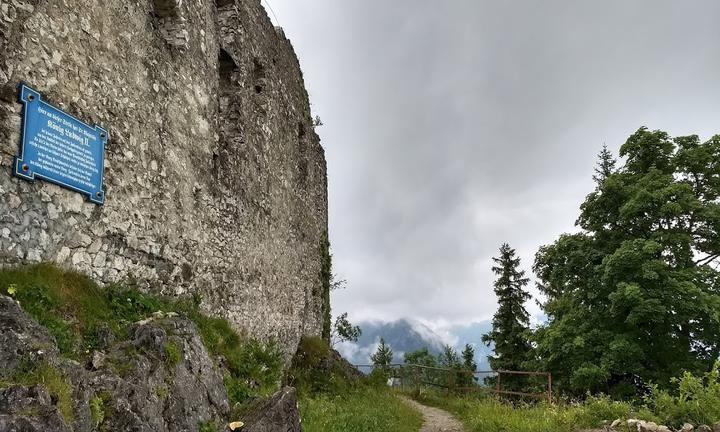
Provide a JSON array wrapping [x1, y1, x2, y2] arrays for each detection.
[[547, 372, 553, 404], [415, 366, 421, 395]]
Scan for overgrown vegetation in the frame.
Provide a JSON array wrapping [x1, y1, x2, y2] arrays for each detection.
[[330, 312, 362, 347], [89, 391, 111, 427], [415, 391, 639, 432], [291, 336, 422, 432], [0, 264, 282, 412], [641, 361, 720, 428], [289, 336, 351, 395], [405, 360, 720, 430], [320, 235, 332, 342]]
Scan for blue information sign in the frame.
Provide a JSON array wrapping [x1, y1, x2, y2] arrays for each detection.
[[14, 84, 107, 205]]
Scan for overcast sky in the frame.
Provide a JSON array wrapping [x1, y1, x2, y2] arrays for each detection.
[[267, 1, 720, 328]]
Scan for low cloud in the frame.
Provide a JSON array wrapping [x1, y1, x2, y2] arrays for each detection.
[[270, 0, 720, 327]]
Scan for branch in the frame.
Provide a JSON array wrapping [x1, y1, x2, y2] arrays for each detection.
[[695, 253, 720, 266]]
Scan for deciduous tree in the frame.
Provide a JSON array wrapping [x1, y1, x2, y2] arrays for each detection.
[[534, 128, 720, 396]]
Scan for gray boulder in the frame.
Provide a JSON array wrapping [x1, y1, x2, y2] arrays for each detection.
[[0, 296, 58, 372], [241, 387, 301, 432], [0, 386, 71, 432]]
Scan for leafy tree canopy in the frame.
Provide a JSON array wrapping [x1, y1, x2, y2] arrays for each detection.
[[534, 128, 720, 396], [331, 312, 361, 347]]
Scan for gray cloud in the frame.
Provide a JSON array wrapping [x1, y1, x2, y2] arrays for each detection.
[[268, 0, 720, 325]]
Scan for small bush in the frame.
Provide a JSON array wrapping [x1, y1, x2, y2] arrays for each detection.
[[288, 336, 339, 395], [89, 392, 111, 427], [641, 362, 720, 428], [164, 341, 182, 368]]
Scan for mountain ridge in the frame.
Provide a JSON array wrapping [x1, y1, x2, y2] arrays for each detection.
[[336, 318, 493, 370]]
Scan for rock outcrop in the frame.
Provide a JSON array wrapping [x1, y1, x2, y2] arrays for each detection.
[[0, 294, 303, 431], [0, 295, 228, 430], [0, 0, 328, 361], [241, 387, 301, 432]]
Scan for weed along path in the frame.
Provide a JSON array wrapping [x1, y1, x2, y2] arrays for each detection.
[[401, 397, 465, 432]]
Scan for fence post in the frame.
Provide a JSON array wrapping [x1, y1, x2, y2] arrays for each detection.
[[415, 366, 420, 394], [496, 371, 501, 396], [547, 372, 553, 404]]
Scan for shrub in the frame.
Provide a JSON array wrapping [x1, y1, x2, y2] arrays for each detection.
[[642, 362, 720, 428], [89, 392, 111, 427]]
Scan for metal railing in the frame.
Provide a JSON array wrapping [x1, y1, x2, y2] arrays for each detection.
[[354, 363, 553, 403]]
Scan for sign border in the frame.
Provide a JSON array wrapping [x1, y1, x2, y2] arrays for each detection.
[[13, 83, 108, 205]]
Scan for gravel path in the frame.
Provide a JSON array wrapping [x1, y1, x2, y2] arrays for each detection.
[[401, 397, 465, 432]]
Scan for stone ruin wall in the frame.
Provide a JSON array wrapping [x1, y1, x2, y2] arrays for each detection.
[[0, 0, 328, 360]]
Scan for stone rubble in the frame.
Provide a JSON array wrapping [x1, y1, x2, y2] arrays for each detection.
[[610, 418, 715, 432]]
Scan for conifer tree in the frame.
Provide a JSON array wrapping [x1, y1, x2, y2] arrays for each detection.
[[459, 344, 478, 387], [438, 344, 461, 369], [482, 243, 532, 384], [592, 143, 617, 184], [461, 344, 477, 372], [371, 338, 393, 369]]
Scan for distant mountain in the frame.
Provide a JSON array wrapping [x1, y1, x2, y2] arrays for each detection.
[[336, 318, 494, 371], [449, 321, 493, 371]]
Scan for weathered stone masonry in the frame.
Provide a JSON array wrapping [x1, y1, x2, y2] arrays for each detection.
[[0, 0, 329, 360]]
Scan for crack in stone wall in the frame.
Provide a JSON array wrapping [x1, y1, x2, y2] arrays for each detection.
[[0, 0, 328, 362]]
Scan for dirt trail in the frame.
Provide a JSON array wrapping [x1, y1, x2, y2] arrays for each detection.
[[401, 397, 465, 432]]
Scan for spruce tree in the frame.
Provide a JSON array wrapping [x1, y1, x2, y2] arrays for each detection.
[[371, 338, 393, 369], [592, 143, 617, 184], [482, 243, 532, 387], [460, 344, 478, 387], [461, 344, 477, 372], [438, 344, 461, 369]]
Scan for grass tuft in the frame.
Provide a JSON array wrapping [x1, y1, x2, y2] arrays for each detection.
[[163, 341, 182, 368]]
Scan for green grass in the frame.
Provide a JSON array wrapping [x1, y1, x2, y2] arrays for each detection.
[[0, 263, 282, 409], [301, 386, 423, 432], [163, 341, 182, 368], [412, 392, 647, 432], [411, 362, 720, 431]]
